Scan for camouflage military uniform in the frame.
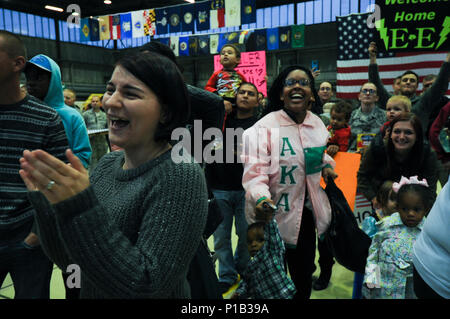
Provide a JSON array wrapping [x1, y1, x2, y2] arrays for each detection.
[[348, 106, 386, 151], [83, 109, 108, 172]]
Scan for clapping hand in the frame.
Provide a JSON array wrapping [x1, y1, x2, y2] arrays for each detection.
[[19, 149, 90, 205]]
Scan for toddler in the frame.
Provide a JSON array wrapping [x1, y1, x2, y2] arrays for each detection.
[[363, 176, 433, 299], [381, 95, 411, 138], [232, 208, 296, 299], [326, 100, 353, 157], [205, 44, 247, 115]]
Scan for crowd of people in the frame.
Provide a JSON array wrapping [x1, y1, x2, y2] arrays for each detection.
[[0, 29, 449, 300]]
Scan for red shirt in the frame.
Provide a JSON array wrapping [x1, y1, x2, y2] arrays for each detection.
[[327, 125, 351, 152]]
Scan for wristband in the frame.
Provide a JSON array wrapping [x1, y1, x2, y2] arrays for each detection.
[[255, 196, 268, 206]]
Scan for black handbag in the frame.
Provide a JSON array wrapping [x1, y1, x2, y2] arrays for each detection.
[[323, 177, 371, 274]]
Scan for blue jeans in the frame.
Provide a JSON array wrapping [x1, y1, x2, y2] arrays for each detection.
[[0, 220, 53, 299], [212, 189, 250, 285]]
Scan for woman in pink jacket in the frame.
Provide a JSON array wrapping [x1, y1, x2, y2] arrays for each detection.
[[241, 65, 337, 299]]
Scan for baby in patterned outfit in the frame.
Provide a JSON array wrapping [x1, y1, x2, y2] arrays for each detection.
[[363, 176, 434, 299]]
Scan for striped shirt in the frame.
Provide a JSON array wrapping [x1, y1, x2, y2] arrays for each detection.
[[0, 95, 69, 230]]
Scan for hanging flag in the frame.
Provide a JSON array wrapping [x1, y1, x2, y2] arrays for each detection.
[[225, 0, 241, 27], [210, 0, 225, 29], [98, 16, 110, 40], [143, 9, 156, 36], [132, 10, 146, 38], [246, 29, 266, 51], [110, 15, 121, 40], [181, 3, 196, 32], [179, 36, 190, 56], [266, 28, 279, 51], [291, 24, 305, 48], [198, 35, 210, 56], [167, 5, 182, 33], [210, 34, 219, 54], [241, 0, 256, 25], [89, 18, 100, 42], [278, 26, 291, 49], [239, 30, 250, 45], [155, 8, 169, 35], [336, 13, 450, 100], [196, 1, 210, 31], [170, 36, 179, 56], [189, 36, 199, 56], [79, 18, 91, 42], [120, 13, 133, 39]]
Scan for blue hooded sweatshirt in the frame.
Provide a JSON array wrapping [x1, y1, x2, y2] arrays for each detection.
[[27, 54, 92, 168]]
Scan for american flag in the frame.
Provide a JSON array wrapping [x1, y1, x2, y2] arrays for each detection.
[[336, 12, 450, 100]]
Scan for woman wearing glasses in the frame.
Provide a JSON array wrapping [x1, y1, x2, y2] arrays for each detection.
[[348, 82, 387, 152], [240, 65, 337, 299]]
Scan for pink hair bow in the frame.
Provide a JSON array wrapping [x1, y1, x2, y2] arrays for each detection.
[[392, 176, 429, 193]]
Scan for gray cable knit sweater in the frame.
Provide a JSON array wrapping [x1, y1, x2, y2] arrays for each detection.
[[28, 149, 208, 298]]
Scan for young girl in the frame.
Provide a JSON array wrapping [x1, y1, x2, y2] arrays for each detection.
[[363, 176, 433, 299]]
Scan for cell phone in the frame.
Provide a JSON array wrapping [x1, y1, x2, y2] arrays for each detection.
[[311, 60, 319, 71], [263, 202, 277, 211]]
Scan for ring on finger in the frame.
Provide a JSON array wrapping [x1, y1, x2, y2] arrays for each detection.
[[46, 180, 56, 190]]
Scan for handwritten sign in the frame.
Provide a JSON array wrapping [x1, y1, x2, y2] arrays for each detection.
[[214, 50, 267, 96]]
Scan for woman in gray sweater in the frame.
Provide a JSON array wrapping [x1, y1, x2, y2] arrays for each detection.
[[18, 52, 209, 298]]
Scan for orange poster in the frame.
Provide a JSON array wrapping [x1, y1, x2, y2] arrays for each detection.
[[320, 152, 361, 212]]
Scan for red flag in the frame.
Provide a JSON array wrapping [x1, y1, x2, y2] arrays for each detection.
[[210, 0, 225, 29], [336, 13, 450, 100], [109, 15, 121, 40]]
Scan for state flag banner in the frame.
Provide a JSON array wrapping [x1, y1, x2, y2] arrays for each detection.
[[210, 0, 225, 29], [170, 36, 179, 56], [132, 10, 146, 38], [110, 15, 121, 40], [167, 5, 182, 33], [155, 8, 169, 35], [198, 35, 210, 56], [196, 1, 210, 31], [98, 16, 110, 40], [120, 13, 132, 39], [291, 24, 305, 48], [210, 34, 219, 54], [241, 0, 256, 25], [89, 18, 100, 42], [246, 29, 266, 52], [266, 28, 279, 51], [143, 9, 156, 36], [336, 13, 450, 100], [189, 36, 200, 56], [278, 26, 291, 49], [80, 18, 90, 42], [225, 0, 241, 27], [181, 3, 196, 32], [179, 36, 190, 56]]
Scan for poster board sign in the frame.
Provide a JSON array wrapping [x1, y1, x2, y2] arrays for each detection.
[[374, 0, 450, 52], [214, 50, 267, 96], [320, 152, 361, 213]]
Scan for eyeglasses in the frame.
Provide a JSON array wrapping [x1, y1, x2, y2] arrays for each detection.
[[319, 87, 332, 92], [360, 88, 377, 95], [284, 78, 310, 88]]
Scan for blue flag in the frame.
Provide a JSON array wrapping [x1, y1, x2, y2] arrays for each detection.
[[196, 1, 210, 31], [120, 13, 132, 39], [181, 3, 196, 32], [266, 28, 279, 50], [198, 35, 210, 55], [278, 26, 291, 49], [155, 8, 169, 35], [246, 29, 266, 51], [179, 36, 190, 56], [241, 0, 256, 25], [189, 36, 199, 56], [167, 5, 182, 33], [80, 18, 91, 42], [89, 18, 100, 42], [157, 37, 170, 47]]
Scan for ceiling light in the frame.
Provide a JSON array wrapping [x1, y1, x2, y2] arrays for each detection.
[[45, 5, 64, 12], [104, 0, 112, 4], [185, 0, 195, 3]]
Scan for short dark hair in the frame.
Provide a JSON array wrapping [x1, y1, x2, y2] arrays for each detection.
[[115, 52, 190, 142], [139, 41, 184, 73], [221, 44, 241, 58], [238, 81, 258, 93], [247, 222, 265, 233], [0, 30, 26, 59], [265, 65, 317, 116], [401, 70, 419, 83], [396, 183, 434, 213], [331, 100, 353, 121]]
